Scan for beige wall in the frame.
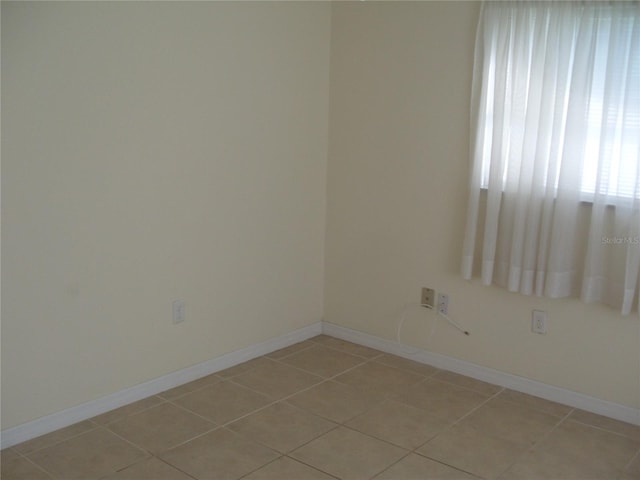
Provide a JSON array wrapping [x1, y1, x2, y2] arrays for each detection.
[[2, 2, 330, 429], [325, 1, 640, 409]]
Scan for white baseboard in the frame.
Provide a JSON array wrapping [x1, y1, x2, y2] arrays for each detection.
[[322, 321, 640, 427], [0, 322, 323, 450]]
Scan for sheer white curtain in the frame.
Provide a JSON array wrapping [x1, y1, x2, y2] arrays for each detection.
[[462, 1, 640, 314]]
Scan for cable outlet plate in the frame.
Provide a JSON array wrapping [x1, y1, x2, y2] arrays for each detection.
[[437, 293, 449, 315], [421, 287, 435, 308]]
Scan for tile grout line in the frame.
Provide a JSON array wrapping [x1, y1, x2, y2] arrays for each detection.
[[566, 416, 640, 442], [115, 350, 341, 456], [268, 349, 373, 381], [280, 453, 344, 480], [93, 425, 156, 458], [495, 407, 577, 479], [233, 454, 288, 480], [264, 340, 319, 361], [19, 340, 372, 477], [105, 400, 217, 437], [150, 343, 435, 471], [156, 376, 224, 402], [490, 391, 573, 419], [284, 422, 414, 480], [153, 367, 334, 454], [220, 347, 385, 418], [234, 454, 287, 480], [401, 387, 511, 479], [623, 448, 640, 474], [219, 404, 338, 458], [406, 386, 505, 460], [107, 454, 200, 480], [23, 425, 154, 480], [364, 450, 414, 480], [280, 454, 343, 480], [93, 396, 170, 427], [308, 336, 388, 360], [153, 455, 200, 480], [449, 386, 505, 426], [92, 397, 221, 463], [11, 421, 103, 458], [8, 453, 56, 480], [97, 340, 490, 470], [375, 450, 485, 480], [8, 395, 173, 459]]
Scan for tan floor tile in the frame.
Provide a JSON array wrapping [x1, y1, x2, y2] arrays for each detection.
[[13, 334, 636, 480], [1, 455, 53, 480], [228, 402, 336, 453], [12, 421, 96, 455], [280, 345, 366, 378], [102, 457, 194, 479], [536, 420, 639, 473], [173, 380, 272, 425], [500, 448, 621, 480], [243, 456, 336, 479], [290, 426, 407, 480], [216, 357, 276, 379], [346, 399, 450, 450], [311, 336, 382, 359], [231, 361, 323, 399], [569, 409, 640, 441], [265, 340, 317, 360], [497, 389, 573, 418], [92, 396, 165, 425], [417, 424, 527, 479], [393, 378, 489, 422], [374, 353, 440, 377], [287, 380, 383, 423], [459, 396, 561, 446], [334, 362, 424, 398], [373, 453, 476, 479], [158, 374, 222, 400], [107, 403, 214, 454], [27, 428, 147, 479], [433, 370, 502, 396], [160, 428, 279, 480]]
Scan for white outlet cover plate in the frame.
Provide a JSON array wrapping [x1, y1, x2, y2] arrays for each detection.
[[532, 309, 547, 334]]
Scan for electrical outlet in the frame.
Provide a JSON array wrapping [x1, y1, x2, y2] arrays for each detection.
[[421, 287, 435, 308], [532, 310, 547, 334], [173, 299, 185, 324], [437, 293, 449, 315]]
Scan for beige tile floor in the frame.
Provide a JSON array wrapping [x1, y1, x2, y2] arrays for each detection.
[[2, 335, 639, 480]]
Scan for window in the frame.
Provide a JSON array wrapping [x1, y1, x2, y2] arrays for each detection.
[[463, 1, 640, 314], [477, 2, 639, 202]]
